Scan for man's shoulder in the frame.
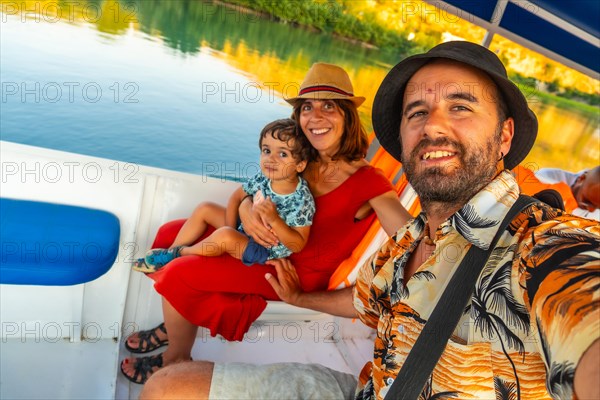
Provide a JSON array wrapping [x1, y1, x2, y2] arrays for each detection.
[[515, 201, 599, 250]]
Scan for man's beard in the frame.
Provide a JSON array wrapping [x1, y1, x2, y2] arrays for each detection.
[[401, 130, 501, 207]]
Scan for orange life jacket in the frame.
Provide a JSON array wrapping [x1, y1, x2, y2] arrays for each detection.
[[513, 165, 578, 213]]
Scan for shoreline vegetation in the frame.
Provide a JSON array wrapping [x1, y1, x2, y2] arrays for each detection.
[[222, 0, 599, 115]]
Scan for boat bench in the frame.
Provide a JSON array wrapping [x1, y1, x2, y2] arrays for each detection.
[[257, 300, 329, 321]]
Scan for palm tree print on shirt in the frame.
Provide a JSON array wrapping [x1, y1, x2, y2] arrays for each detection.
[[471, 244, 530, 400], [419, 375, 460, 399], [494, 376, 518, 400]]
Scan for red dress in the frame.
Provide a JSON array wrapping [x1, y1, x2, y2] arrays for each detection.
[[149, 166, 393, 341]]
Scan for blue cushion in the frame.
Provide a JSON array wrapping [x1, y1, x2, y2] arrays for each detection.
[[0, 198, 120, 285]]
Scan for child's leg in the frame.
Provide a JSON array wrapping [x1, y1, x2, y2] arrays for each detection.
[[140, 203, 227, 271], [171, 202, 226, 247], [181, 227, 249, 260]]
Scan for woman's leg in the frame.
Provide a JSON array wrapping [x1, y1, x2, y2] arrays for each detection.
[[122, 297, 198, 381], [159, 297, 198, 363], [170, 202, 226, 247], [180, 227, 249, 260]]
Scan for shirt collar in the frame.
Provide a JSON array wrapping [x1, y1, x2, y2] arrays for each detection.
[[411, 170, 520, 250], [452, 170, 520, 250]]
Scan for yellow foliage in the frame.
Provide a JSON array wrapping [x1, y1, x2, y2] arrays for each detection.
[[0, 0, 139, 32], [342, 0, 598, 95]]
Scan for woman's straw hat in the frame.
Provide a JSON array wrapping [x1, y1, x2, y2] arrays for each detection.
[[285, 63, 365, 107]]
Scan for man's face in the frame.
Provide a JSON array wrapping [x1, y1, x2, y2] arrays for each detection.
[[399, 60, 514, 205], [572, 168, 600, 211]]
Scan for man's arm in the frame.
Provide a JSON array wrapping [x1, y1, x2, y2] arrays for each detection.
[[265, 258, 357, 318], [574, 338, 600, 399]]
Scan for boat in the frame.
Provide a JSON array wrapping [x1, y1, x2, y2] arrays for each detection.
[[1, 1, 598, 398], [0, 140, 399, 399]]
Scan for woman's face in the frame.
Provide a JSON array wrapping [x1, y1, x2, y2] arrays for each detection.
[[298, 100, 345, 156]]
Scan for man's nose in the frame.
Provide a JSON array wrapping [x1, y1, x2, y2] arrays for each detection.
[[422, 108, 449, 137]]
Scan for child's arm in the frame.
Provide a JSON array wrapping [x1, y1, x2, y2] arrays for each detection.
[[254, 198, 310, 253], [225, 186, 249, 228]]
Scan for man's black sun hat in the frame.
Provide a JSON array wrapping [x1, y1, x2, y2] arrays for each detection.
[[372, 41, 538, 170]]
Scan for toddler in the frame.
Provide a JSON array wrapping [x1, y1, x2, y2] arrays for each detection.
[[135, 118, 315, 272]]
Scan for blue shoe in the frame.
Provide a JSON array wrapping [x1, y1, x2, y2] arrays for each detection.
[[132, 258, 156, 274], [145, 246, 182, 269]]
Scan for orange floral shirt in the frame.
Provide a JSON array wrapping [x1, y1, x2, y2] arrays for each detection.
[[354, 171, 599, 400]]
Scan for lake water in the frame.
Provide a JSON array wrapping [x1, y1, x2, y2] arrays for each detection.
[[1, 0, 598, 178]]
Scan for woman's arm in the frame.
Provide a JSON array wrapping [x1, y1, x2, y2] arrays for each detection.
[[369, 190, 412, 236], [254, 197, 310, 252], [225, 186, 248, 228], [265, 258, 357, 318], [238, 196, 279, 247]]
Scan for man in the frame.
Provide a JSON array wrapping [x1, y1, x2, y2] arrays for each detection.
[[513, 164, 600, 220], [536, 166, 600, 220], [140, 42, 599, 399]]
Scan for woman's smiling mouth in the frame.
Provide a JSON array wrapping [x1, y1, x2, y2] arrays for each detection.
[[310, 128, 330, 135]]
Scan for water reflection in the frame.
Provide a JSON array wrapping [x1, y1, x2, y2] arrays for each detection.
[[1, 0, 597, 174]]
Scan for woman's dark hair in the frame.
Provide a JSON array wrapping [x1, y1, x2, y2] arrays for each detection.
[[291, 99, 368, 162], [259, 118, 315, 163]]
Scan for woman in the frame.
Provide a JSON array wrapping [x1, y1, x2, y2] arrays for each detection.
[[121, 62, 411, 384]]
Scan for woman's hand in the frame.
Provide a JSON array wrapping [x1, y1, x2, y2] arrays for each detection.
[[265, 258, 303, 305], [238, 197, 278, 247]]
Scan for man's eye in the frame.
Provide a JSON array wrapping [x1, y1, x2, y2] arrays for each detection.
[[453, 105, 469, 111], [408, 111, 426, 119]]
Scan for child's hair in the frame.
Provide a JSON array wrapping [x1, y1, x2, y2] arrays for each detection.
[[259, 118, 315, 163]]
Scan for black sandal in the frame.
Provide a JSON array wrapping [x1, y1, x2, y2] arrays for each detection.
[[120, 353, 163, 384], [124, 323, 168, 354]]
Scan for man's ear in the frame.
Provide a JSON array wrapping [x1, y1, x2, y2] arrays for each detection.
[[500, 117, 514, 157]]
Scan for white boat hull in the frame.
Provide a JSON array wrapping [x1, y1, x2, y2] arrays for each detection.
[[0, 141, 374, 399]]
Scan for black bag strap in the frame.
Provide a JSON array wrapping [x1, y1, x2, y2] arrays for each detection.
[[384, 195, 537, 400]]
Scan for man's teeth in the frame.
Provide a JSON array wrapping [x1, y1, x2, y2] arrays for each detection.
[[422, 151, 454, 160], [312, 128, 329, 135]]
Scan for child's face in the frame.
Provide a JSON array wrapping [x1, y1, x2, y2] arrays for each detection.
[[260, 133, 307, 182]]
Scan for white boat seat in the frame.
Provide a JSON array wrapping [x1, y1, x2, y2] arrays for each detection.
[[256, 300, 329, 321]]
